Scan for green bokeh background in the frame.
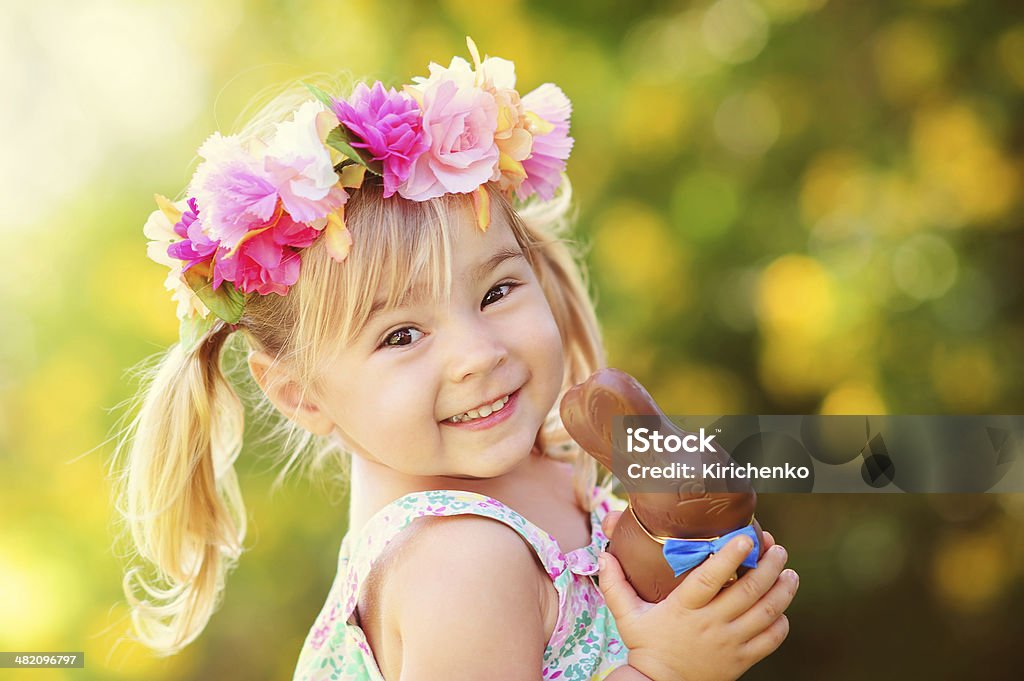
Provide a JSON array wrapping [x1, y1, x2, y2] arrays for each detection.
[[1, 0, 1023, 679]]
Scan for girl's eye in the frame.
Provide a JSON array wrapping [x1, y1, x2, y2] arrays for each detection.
[[381, 327, 424, 348], [482, 282, 518, 308]]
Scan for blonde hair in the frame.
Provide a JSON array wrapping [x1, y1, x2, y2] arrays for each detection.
[[113, 89, 608, 656]]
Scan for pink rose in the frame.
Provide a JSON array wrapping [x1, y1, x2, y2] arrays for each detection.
[[398, 78, 500, 201], [212, 210, 320, 296]]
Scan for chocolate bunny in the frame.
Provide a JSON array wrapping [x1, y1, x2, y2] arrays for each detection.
[[560, 368, 765, 602]]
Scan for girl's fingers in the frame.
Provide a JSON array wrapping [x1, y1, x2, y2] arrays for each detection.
[[601, 510, 623, 539], [728, 569, 799, 641], [741, 614, 791, 663], [597, 550, 646, 620], [761, 530, 775, 551], [713, 544, 789, 621], [669, 535, 756, 610]]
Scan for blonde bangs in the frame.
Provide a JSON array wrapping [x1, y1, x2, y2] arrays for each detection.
[[242, 186, 459, 381]]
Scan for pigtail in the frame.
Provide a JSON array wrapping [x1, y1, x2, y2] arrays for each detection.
[[114, 324, 246, 655]]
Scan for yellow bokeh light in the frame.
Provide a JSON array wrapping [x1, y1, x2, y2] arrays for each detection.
[[872, 19, 947, 103], [932, 531, 1013, 612], [890, 232, 959, 300], [756, 254, 836, 341], [615, 81, 692, 157], [799, 151, 872, 226], [592, 200, 692, 314], [911, 102, 1020, 225], [759, 321, 878, 401], [701, 0, 770, 64], [820, 380, 887, 414], [759, 336, 840, 399]]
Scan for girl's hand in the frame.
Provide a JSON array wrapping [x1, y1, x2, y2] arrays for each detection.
[[599, 511, 798, 681]]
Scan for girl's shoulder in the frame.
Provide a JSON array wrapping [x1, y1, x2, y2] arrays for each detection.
[[359, 509, 559, 680], [343, 489, 566, 680], [294, 486, 628, 680]]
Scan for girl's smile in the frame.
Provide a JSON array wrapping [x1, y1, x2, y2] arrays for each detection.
[[442, 386, 520, 429]]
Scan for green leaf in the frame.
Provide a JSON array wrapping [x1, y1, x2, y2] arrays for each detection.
[[303, 82, 336, 110], [178, 312, 217, 354], [183, 268, 246, 324], [325, 126, 383, 176]]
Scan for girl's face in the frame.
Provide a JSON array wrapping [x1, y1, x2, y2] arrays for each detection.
[[315, 207, 565, 480]]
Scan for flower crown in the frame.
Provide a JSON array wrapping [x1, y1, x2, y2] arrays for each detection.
[[144, 37, 573, 345]]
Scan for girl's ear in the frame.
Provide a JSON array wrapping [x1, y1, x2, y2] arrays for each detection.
[[247, 350, 335, 436]]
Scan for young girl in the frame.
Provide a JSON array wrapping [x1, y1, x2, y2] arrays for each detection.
[[120, 39, 798, 681]]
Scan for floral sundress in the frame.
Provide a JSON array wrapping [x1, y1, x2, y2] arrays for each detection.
[[292, 486, 630, 680]]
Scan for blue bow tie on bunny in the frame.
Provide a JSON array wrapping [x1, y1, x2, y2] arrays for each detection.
[[662, 525, 761, 577]]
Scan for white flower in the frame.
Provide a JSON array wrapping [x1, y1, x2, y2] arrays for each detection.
[[143, 205, 210, 321], [264, 101, 347, 224]]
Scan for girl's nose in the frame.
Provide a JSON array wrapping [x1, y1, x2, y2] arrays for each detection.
[[445, 314, 508, 383]]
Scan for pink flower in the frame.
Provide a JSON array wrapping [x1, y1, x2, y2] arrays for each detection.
[[212, 207, 321, 296], [410, 39, 531, 194], [517, 83, 574, 201], [398, 78, 500, 201], [189, 133, 279, 249], [166, 198, 218, 272], [332, 82, 429, 198]]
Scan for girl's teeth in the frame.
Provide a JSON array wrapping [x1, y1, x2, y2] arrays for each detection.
[[452, 394, 511, 423]]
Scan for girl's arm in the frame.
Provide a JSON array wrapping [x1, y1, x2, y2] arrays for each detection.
[[379, 515, 553, 681]]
